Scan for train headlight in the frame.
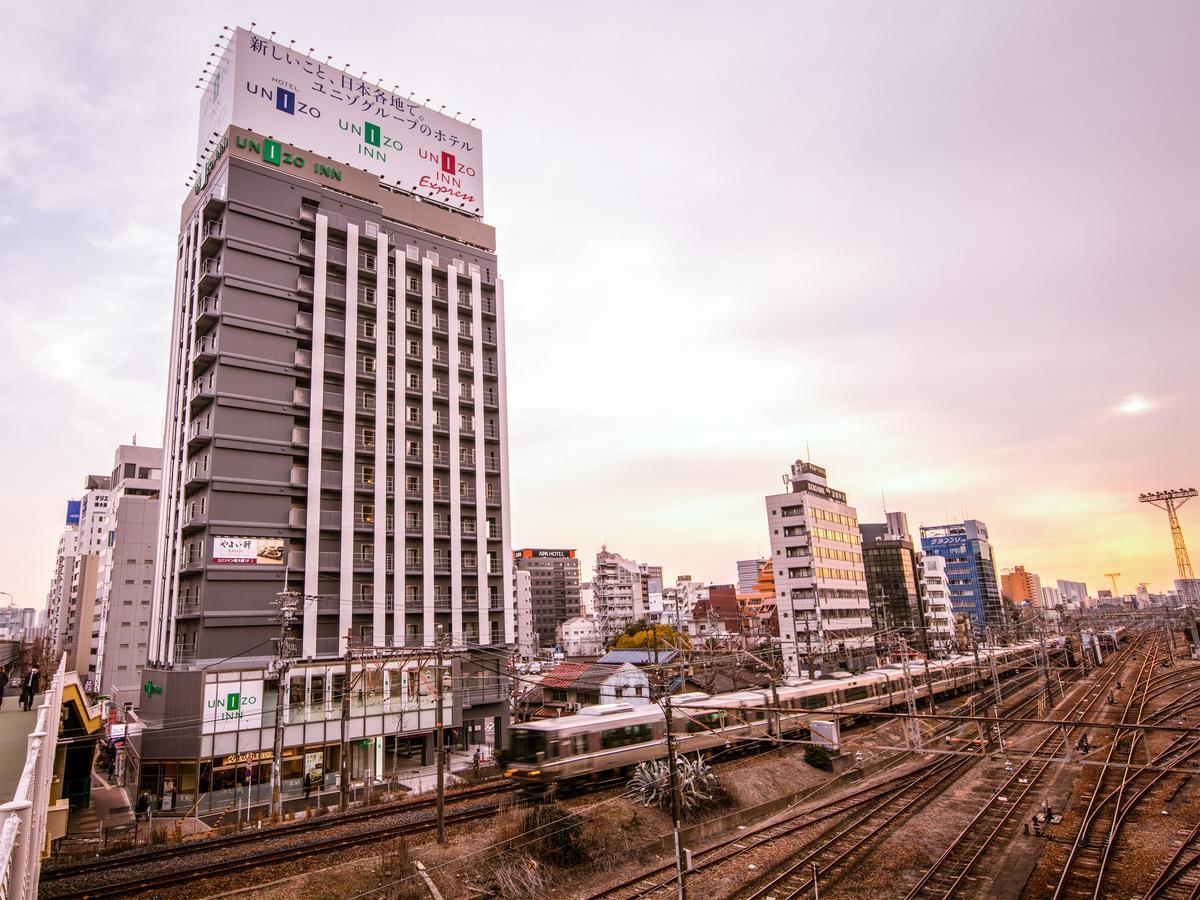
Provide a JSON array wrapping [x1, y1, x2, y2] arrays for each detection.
[[527, 769, 541, 776]]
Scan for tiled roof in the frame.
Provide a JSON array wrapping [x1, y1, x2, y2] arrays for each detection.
[[539, 662, 592, 689]]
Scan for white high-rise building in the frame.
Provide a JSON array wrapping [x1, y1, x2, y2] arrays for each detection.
[[514, 569, 535, 659], [765, 460, 875, 677], [922, 555, 957, 655]]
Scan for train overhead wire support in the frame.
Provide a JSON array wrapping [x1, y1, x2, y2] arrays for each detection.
[[1139, 488, 1198, 594]]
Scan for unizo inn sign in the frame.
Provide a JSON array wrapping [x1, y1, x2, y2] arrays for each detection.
[[203, 678, 263, 733]]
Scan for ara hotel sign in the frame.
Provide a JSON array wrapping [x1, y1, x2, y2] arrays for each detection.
[[199, 28, 485, 214]]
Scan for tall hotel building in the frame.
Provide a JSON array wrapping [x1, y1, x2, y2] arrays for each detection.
[[765, 460, 876, 677], [132, 28, 512, 811]]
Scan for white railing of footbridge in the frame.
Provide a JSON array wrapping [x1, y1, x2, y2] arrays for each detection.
[[0, 657, 64, 900]]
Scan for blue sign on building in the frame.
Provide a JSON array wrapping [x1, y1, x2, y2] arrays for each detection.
[[65, 500, 82, 525]]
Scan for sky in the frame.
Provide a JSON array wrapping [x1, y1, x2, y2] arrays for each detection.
[[0, 1, 1196, 613]]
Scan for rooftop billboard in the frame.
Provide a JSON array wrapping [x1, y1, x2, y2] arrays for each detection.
[[198, 28, 484, 215]]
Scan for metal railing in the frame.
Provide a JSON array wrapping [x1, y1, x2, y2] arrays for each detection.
[[0, 657, 66, 900]]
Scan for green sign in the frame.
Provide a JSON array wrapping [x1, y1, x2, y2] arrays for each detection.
[[234, 135, 343, 183], [226, 691, 241, 712], [143, 681, 163, 698]]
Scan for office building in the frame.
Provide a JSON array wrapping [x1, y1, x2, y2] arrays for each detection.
[[736, 558, 767, 594], [513, 549, 581, 651], [1176, 579, 1200, 607], [919, 519, 1004, 631], [94, 445, 163, 707], [131, 28, 512, 812], [592, 548, 661, 641], [1057, 579, 1089, 606], [859, 512, 925, 649], [1001, 565, 1042, 606], [1040, 585, 1063, 608], [514, 569, 534, 658], [765, 459, 875, 677]]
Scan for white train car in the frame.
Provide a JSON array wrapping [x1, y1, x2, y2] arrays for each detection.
[[505, 642, 1048, 793]]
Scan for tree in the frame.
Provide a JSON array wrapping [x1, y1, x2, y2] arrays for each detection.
[[613, 624, 690, 651]]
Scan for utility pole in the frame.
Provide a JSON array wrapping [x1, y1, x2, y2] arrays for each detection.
[[435, 626, 448, 844], [270, 589, 300, 817], [655, 640, 688, 900], [899, 638, 921, 749], [340, 629, 352, 812]]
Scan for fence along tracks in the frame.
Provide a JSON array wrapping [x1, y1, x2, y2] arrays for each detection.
[[41, 782, 513, 898]]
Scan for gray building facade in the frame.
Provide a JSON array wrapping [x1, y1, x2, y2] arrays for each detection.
[[132, 33, 513, 811], [95, 445, 163, 707]]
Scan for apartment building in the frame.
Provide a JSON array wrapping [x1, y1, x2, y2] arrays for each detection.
[[1002, 565, 1043, 606], [765, 459, 875, 677], [130, 28, 512, 813], [592, 548, 662, 642], [921, 555, 957, 655]]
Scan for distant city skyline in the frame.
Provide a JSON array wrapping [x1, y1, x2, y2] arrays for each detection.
[[1, 0, 1196, 610]]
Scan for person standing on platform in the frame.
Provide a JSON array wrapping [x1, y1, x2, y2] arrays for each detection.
[[0, 668, 8, 709]]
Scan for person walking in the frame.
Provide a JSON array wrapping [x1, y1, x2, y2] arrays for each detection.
[[0, 667, 8, 710], [20, 666, 39, 711]]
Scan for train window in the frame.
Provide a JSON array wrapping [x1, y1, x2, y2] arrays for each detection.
[[844, 686, 870, 702], [800, 694, 830, 710], [601, 724, 652, 749], [510, 729, 547, 763], [569, 734, 588, 756], [684, 711, 722, 733]]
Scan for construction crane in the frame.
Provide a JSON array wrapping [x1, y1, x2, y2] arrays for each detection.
[[1104, 572, 1121, 596], [1140, 489, 1198, 602]]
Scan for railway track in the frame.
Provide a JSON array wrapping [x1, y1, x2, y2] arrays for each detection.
[[903, 636, 1152, 900], [1144, 816, 1200, 899], [588, 668, 1057, 900], [738, 643, 1141, 900], [1048, 660, 1200, 899], [41, 782, 514, 898]]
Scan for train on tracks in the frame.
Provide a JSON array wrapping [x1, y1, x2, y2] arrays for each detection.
[[505, 642, 1051, 793]]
